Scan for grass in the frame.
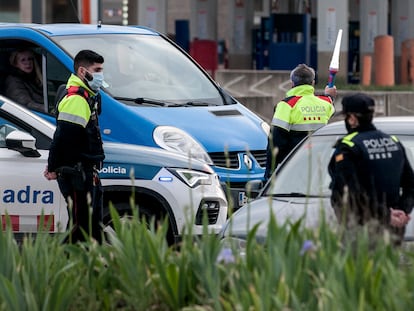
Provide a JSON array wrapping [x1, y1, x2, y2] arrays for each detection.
[[0, 205, 413, 310]]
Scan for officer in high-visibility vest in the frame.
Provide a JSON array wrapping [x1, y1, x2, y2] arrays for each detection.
[[328, 93, 414, 245], [44, 50, 105, 243], [265, 64, 337, 179]]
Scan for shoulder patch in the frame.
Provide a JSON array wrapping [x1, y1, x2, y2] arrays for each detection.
[[335, 153, 344, 162], [317, 95, 333, 104], [67, 86, 89, 99], [283, 96, 301, 108]]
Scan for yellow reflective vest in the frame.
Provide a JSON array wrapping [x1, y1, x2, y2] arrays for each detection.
[[57, 74, 96, 128], [271, 84, 335, 132]]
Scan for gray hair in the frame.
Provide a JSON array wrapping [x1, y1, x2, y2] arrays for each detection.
[[290, 64, 315, 86]]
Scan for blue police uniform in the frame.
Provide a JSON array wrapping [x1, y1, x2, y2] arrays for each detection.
[[328, 93, 414, 243], [329, 124, 414, 225]]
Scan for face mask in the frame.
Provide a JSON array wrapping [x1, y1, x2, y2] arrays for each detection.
[[86, 71, 104, 91]]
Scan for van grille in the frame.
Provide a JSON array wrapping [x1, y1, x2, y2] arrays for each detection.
[[209, 151, 239, 168], [209, 150, 267, 169], [251, 150, 267, 167]]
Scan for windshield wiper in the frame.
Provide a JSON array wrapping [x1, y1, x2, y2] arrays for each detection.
[[272, 192, 307, 197], [114, 97, 181, 107], [271, 192, 325, 198]]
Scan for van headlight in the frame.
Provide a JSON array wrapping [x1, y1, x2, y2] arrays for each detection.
[[261, 121, 270, 136], [153, 126, 213, 164], [168, 168, 213, 188]]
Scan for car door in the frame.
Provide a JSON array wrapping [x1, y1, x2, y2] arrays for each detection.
[[0, 110, 66, 233]]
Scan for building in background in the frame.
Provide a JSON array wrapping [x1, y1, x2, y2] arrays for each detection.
[[2, 0, 414, 86]]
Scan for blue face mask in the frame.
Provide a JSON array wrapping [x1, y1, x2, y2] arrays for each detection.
[[87, 71, 104, 91]]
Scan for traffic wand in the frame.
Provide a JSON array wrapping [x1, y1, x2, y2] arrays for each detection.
[[327, 29, 343, 88]]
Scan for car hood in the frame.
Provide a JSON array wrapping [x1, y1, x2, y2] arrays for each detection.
[[222, 195, 414, 241], [100, 142, 211, 180], [126, 104, 267, 152], [221, 196, 337, 239], [103, 142, 208, 170]]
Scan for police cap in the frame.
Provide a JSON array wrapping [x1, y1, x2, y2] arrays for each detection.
[[342, 93, 375, 114]]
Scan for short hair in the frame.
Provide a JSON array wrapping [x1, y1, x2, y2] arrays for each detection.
[[290, 64, 315, 86], [73, 50, 104, 72]]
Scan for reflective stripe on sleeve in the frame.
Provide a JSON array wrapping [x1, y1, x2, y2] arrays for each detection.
[[271, 118, 291, 130], [58, 112, 88, 127]]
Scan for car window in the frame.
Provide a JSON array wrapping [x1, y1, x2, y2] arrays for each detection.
[[267, 135, 336, 197], [265, 134, 414, 198], [398, 136, 414, 167], [0, 110, 51, 150], [45, 52, 71, 113], [0, 41, 71, 115], [0, 121, 18, 147]]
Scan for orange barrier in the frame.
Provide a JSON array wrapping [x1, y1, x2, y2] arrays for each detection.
[[82, 0, 91, 24], [361, 55, 372, 86], [374, 35, 394, 86]]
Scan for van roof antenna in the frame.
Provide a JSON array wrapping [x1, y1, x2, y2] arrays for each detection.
[[98, 20, 102, 28]]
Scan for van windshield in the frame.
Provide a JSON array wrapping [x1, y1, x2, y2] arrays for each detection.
[[53, 34, 223, 105]]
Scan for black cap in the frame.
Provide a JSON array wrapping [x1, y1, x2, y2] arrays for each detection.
[[342, 93, 375, 114]]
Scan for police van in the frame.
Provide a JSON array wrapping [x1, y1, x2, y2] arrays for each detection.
[[0, 95, 228, 244], [0, 23, 269, 210]]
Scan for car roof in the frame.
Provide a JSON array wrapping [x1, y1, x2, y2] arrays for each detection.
[[314, 116, 414, 136], [0, 23, 159, 37]]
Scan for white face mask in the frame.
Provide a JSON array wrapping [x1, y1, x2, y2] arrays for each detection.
[[87, 71, 104, 91]]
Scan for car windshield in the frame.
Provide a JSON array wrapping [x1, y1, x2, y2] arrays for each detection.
[[52, 34, 222, 105], [265, 134, 414, 197]]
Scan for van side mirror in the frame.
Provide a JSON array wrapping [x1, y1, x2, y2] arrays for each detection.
[[6, 130, 41, 157]]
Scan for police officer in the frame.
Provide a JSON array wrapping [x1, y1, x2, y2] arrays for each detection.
[[44, 50, 105, 243], [265, 63, 337, 179], [328, 93, 414, 244]]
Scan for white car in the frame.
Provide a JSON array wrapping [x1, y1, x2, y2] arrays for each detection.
[[0, 95, 228, 244], [221, 116, 414, 244]]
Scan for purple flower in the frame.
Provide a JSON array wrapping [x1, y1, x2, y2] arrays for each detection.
[[300, 240, 316, 256], [217, 247, 235, 264]]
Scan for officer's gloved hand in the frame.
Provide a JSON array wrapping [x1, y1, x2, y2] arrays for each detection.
[[324, 85, 337, 99]]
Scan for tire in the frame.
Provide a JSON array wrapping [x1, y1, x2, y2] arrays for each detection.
[[102, 201, 175, 245]]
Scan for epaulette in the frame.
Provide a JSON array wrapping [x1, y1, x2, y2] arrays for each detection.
[[282, 95, 302, 107]]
